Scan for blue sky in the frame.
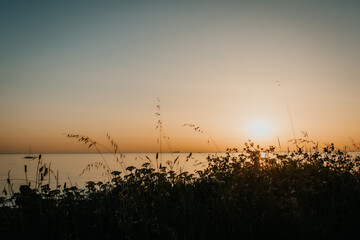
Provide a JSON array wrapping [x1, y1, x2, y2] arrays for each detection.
[[1, 0, 360, 152]]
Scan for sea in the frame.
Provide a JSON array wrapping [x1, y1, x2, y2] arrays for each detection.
[[1, 151, 359, 194], [0, 153, 210, 193]]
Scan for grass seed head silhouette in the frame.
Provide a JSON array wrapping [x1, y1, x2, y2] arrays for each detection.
[[182, 123, 220, 153], [2, 140, 360, 239]]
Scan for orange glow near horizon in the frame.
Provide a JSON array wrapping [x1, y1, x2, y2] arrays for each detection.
[[1, 1, 360, 153]]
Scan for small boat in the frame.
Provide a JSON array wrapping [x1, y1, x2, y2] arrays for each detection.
[[24, 146, 37, 159]]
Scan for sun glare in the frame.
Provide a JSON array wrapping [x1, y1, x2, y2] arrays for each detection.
[[250, 120, 271, 139]]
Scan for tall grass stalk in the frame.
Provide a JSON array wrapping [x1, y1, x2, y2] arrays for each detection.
[[24, 165, 28, 186], [156, 98, 163, 170], [182, 123, 220, 153], [3, 142, 360, 239], [277, 81, 298, 149]]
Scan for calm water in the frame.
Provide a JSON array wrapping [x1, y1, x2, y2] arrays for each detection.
[[0, 153, 210, 192], [1, 152, 359, 194]]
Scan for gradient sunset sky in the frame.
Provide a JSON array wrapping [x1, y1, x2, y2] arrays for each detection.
[[1, 0, 359, 153]]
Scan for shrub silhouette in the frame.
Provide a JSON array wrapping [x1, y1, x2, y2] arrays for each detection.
[[1, 141, 360, 239]]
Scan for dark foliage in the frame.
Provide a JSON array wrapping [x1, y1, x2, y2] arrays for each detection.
[[1, 143, 360, 240]]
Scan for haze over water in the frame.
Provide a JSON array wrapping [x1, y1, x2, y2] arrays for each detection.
[[2, 151, 360, 193], [0, 153, 209, 190]]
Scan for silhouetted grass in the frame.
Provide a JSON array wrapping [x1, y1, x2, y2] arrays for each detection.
[[1, 141, 360, 239]]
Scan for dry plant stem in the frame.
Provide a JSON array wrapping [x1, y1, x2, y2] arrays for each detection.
[[277, 81, 298, 148], [24, 165, 28, 185], [2, 143, 360, 239], [66, 134, 113, 177], [103, 133, 127, 172], [159, 131, 162, 166], [164, 136, 175, 160], [67, 174, 73, 187], [7, 170, 14, 196], [56, 170, 59, 189], [93, 144, 112, 176], [286, 98, 297, 148], [48, 163, 51, 186], [305, 131, 311, 154], [277, 136, 282, 151], [156, 98, 163, 170], [182, 124, 220, 153], [35, 158, 40, 189], [95, 142, 126, 173], [202, 129, 220, 153]]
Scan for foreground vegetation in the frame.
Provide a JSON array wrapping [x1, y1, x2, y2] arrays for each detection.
[[1, 142, 360, 239]]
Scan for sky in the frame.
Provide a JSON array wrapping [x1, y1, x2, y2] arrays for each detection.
[[0, 0, 360, 153]]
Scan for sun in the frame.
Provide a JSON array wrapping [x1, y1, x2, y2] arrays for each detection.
[[249, 120, 271, 139]]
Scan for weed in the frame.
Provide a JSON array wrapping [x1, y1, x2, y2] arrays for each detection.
[[1, 142, 360, 239]]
